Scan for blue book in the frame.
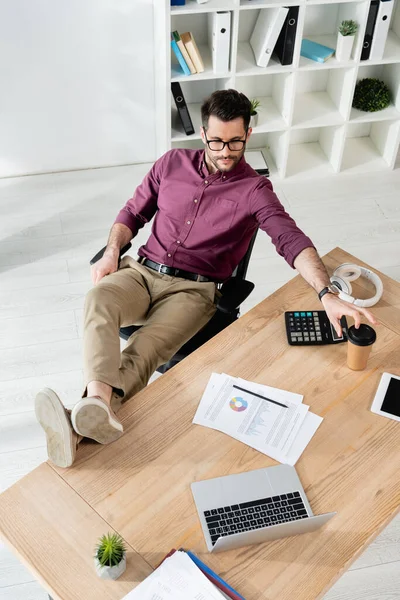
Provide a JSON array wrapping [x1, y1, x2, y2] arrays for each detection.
[[171, 34, 191, 76], [171, 0, 185, 5], [185, 550, 246, 600], [301, 38, 335, 63]]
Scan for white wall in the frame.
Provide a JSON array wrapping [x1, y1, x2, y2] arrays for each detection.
[[0, 0, 155, 178]]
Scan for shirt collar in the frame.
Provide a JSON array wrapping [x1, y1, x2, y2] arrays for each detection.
[[198, 150, 248, 180]]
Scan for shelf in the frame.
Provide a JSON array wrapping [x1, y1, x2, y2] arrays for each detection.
[[158, 0, 400, 178], [341, 120, 400, 171], [240, 0, 301, 9], [350, 104, 400, 123], [293, 68, 355, 126], [171, 0, 236, 16], [299, 35, 358, 70], [286, 125, 344, 177], [171, 44, 231, 81]]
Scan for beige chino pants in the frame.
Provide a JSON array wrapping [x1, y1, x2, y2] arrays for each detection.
[[83, 257, 217, 411]]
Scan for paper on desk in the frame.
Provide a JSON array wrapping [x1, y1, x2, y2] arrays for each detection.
[[122, 551, 226, 600], [193, 373, 309, 464]]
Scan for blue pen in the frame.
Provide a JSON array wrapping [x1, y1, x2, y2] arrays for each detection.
[[185, 549, 246, 600]]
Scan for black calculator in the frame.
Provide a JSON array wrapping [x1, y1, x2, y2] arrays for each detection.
[[285, 311, 348, 346]]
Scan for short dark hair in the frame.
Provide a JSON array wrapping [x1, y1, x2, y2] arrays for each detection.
[[201, 89, 251, 130]]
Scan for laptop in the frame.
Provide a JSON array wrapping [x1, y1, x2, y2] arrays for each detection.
[[191, 464, 336, 553]]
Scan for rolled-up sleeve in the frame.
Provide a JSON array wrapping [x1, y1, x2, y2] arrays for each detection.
[[251, 178, 315, 268], [114, 151, 169, 236]]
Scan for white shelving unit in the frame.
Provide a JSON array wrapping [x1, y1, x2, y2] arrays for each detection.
[[155, 0, 400, 178]]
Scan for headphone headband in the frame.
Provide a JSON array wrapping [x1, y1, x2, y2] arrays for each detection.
[[330, 263, 383, 308]]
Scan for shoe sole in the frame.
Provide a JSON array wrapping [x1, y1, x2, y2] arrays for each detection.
[[71, 399, 123, 445], [34, 388, 76, 468]]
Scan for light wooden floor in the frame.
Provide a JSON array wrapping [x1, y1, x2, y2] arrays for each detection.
[[1, 157, 399, 599]]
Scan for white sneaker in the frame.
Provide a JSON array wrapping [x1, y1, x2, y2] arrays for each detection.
[[35, 388, 78, 468], [71, 397, 123, 444]]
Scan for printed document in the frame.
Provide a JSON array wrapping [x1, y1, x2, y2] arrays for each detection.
[[193, 373, 322, 465], [122, 550, 226, 599]]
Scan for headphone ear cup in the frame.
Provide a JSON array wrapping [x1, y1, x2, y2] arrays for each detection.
[[330, 276, 352, 295], [333, 264, 362, 282]]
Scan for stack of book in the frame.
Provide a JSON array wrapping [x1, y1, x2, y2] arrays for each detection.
[[171, 30, 205, 76], [121, 549, 245, 599]]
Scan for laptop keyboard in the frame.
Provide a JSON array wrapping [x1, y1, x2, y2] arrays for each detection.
[[204, 491, 308, 546]]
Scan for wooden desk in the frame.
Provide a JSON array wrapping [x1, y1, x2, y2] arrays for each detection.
[[1, 248, 400, 600]]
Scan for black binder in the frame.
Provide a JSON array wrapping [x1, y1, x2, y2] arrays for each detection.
[[171, 82, 195, 136], [273, 6, 299, 66], [361, 0, 379, 60]]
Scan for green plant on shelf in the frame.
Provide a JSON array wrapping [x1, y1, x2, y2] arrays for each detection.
[[250, 98, 261, 116], [95, 532, 126, 567], [338, 20, 358, 36], [352, 78, 392, 112]]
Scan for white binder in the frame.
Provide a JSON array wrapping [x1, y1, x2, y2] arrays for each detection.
[[250, 7, 289, 68], [370, 0, 394, 60], [208, 11, 231, 73]]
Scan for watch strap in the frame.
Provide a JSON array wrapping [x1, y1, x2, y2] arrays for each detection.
[[318, 286, 332, 302]]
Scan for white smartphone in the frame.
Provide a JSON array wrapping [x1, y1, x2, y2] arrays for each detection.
[[371, 372, 400, 422]]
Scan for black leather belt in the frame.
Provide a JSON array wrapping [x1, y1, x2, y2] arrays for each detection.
[[139, 257, 215, 283]]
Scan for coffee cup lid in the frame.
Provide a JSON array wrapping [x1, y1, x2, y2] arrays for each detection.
[[347, 324, 376, 346]]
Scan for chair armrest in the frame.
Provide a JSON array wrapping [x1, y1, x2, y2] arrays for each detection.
[[90, 243, 132, 266], [216, 278, 255, 314]]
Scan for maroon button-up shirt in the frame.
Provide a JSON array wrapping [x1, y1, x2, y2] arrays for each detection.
[[114, 149, 314, 281]]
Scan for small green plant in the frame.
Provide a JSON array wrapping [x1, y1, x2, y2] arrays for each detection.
[[352, 78, 391, 112], [95, 532, 126, 567], [250, 98, 261, 115], [338, 20, 358, 36]]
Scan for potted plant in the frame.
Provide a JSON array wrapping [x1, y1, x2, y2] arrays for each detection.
[[352, 78, 392, 112], [94, 532, 127, 580], [250, 98, 261, 128], [336, 20, 358, 62]]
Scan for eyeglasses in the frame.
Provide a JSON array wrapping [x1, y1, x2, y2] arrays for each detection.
[[203, 129, 248, 152]]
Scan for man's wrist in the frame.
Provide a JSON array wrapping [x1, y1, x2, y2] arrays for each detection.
[[318, 285, 339, 302], [104, 246, 120, 259]]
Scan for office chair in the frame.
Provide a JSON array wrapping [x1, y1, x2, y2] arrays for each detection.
[[89, 229, 258, 374]]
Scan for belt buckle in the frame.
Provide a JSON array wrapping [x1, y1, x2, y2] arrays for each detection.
[[158, 263, 163, 273]]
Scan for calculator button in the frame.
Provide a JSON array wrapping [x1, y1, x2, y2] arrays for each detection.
[[294, 312, 299, 317], [300, 312, 306, 316], [317, 335, 322, 341], [313, 312, 318, 316], [306, 312, 312, 316]]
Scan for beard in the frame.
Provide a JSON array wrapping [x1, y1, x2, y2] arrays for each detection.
[[206, 148, 245, 173]]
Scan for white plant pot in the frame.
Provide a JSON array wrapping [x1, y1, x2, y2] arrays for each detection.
[[94, 555, 126, 580], [250, 113, 258, 128], [336, 33, 354, 62]]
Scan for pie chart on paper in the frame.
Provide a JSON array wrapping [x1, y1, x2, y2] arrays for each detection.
[[230, 397, 248, 412]]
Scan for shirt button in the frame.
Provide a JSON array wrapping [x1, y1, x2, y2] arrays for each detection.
[[194, 199, 198, 203], [167, 253, 171, 257], [204, 180, 208, 185], [222, 175, 226, 180], [177, 240, 181, 244], [187, 221, 191, 225]]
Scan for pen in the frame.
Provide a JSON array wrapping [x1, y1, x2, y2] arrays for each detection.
[[232, 384, 288, 409]]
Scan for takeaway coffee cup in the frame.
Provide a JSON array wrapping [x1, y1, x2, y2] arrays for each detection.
[[347, 324, 377, 371]]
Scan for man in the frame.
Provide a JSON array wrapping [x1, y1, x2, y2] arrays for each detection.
[[35, 89, 377, 468]]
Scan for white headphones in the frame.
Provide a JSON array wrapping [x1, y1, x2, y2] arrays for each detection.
[[330, 263, 383, 308]]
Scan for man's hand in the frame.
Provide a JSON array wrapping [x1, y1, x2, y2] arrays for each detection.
[[321, 293, 378, 337], [91, 251, 119, 285]]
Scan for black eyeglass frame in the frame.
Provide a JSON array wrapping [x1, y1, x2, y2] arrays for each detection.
[[203, 128, 248, 152]]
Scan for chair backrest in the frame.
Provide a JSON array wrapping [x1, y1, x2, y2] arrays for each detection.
[[231, 229, 258, 281]]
